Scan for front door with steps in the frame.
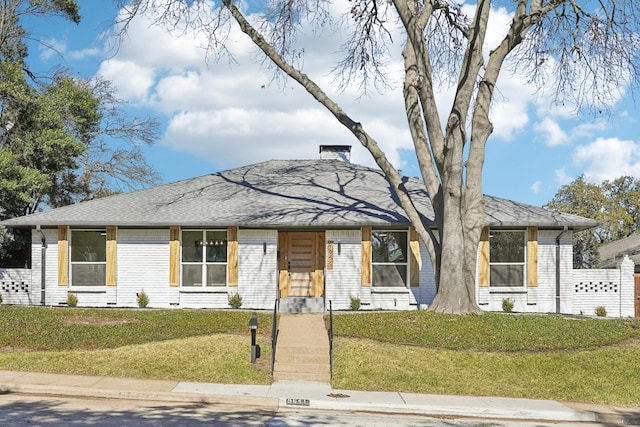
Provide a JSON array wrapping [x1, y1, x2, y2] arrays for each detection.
[[278, 232, 325, 298]]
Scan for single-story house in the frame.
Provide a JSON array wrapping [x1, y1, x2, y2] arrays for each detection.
[[598, 234, 640, 273], [0, 145, 601, 313]]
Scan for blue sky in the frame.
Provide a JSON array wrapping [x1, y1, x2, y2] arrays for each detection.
[[25, 0, 640, 207]]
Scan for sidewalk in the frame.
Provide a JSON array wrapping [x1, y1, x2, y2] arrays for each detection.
[[0, 370, 637, 425]]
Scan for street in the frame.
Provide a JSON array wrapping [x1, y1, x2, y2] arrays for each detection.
[[0, 393, 616, 427]]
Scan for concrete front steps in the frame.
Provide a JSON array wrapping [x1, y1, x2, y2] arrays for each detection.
[[273, 313, 331, 382], [279, 297, 325, 313]]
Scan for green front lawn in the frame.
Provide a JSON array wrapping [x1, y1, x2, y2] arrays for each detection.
[[330, 312, 640, 406], [1, 306, 639, 406], [0, 306, 274, 384]]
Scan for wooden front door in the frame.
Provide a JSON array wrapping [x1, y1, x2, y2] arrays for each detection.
[[635, 274, 640, 318], [278, 232, 325, 298]]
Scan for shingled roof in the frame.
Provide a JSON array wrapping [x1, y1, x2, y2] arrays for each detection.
[[1, 158, 598, 230]]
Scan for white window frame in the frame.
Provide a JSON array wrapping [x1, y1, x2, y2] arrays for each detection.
[[489, 229, 526, 288], [371, 229, 409, 288], [70, 229, 107, 287], [181, 229, 228, 287]]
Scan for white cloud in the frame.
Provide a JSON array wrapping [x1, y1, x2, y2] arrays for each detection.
[[68, 47, 100, 61], [573, 137, 640, 182], [530, 180, 542, 193], [97, 59, 155, 102], [554, 168, 573, 185], [39, 37, 68, 61], [534, 117, 569, 147]]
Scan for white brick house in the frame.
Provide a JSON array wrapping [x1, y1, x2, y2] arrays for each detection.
[[2, 145, 610, 314]]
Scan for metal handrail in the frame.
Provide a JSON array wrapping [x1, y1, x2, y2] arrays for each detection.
[[328, 300, 333, 380], [271, 298, 279, 374]]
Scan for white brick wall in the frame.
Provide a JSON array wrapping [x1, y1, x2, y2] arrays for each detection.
[[117, 229, 175, 308], [236, 229, 278, 310], [571, 256, 634, 317], [0, 268, 34, 305], [476, 230, 573, 314], [325, 230, 361, 310], [18, 227, 636, 317]]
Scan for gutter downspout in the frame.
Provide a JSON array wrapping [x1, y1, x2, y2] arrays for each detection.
[[555, 226, 569, 314], [36, 225, 46, 306]]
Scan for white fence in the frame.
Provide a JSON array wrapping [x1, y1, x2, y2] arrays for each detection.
[[571, 256, 635, 318], [0, 268, 36, 305]]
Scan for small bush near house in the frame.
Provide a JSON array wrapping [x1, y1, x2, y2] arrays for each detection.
[[349, 296, 361, 311], [228, 293, 242, 309], [137, 291, 149, 308], [502, 298, 514, 313], [0, 294, 3, 304], [595, 306, 607, 317], [67, 293, 78, 307]]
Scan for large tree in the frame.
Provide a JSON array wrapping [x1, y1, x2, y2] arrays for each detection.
[[0, 0, 160, 265], [546, 175, 640, 268], [118, 0, 640, 313]]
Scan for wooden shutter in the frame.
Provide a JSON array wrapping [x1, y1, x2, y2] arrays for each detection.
[[278, 232, 289, 297], [227, 226, 238, 287], [361, 227, 371, 286], [57, 226, 69, 286], [169, 227, 180, 286], [409, 227, 421, 287], [479, 227, 489, 287], [106, 227, 117, 286], [527, 227, 538, 287], [313, 232, 325, 297]]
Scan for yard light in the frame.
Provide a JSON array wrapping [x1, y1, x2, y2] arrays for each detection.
[[249, 311, 260, 363]]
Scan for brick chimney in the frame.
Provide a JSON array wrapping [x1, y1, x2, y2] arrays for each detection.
[[319, 145, 351, 163]]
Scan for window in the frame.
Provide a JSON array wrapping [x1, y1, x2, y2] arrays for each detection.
[[71, 230, 106, 286], [371, 230, 408, 287], [489, 230, 526, 287], [182, 230, 227, 287]]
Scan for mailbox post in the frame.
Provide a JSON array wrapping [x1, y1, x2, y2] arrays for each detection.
[[249, 311, 259, 363]]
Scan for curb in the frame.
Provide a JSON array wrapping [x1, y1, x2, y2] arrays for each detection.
[[0, 383, 280, 410], [280, 397, 598, 423]]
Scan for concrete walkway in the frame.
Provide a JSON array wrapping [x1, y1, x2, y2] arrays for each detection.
[[273, 313, 330, 382], [0, 370, 638, 425]]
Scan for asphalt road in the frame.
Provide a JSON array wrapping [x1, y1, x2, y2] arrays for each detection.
[[0, 393, 615, 427]]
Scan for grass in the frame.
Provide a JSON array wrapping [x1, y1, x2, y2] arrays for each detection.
[[331, 311, 640, 351], [0, 306, 273, 384], [2, 306, 640, 405], [330, 312, 640, 406]]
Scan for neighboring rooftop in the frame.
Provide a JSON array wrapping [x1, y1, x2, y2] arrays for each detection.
[[598, 234, 640, 272]]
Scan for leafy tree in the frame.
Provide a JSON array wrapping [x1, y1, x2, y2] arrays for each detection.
[[0, 0, 160, 264], [118, 0, 640, 313], [546, 175, 640, 268]]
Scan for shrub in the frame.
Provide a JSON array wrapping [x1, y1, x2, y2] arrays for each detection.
[[349, 296, 361, 311], [0, 293, 2, 304], [228, 293, 242, 309], [595, 306, 607, 317], [137, 291, 149, 308], [502, 298, 514, 313], [67, 293, 78, 307]]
